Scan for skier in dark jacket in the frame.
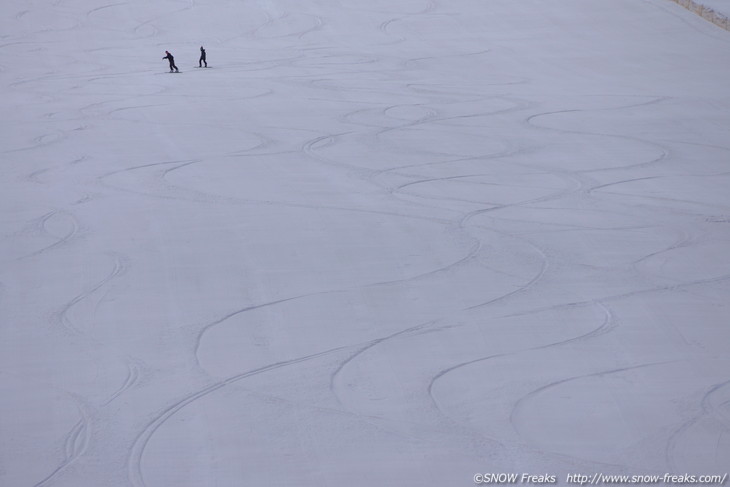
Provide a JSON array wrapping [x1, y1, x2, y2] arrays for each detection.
[[199, 46, 207, 67], [163, 51, 179, 72]]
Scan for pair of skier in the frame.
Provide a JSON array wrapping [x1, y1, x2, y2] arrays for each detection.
[[162, 46, 206, 72]]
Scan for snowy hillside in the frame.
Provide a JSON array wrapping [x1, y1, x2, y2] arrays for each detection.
[[1, 0, 730, 485]]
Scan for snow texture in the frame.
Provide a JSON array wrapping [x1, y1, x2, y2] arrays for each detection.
[[1, 0, 730, 485]]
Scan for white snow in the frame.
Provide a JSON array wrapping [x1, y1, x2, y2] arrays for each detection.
[[2, 0, 730, 485]]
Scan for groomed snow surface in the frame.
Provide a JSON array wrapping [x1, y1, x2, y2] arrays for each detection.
[[2, 0, 730, 485]]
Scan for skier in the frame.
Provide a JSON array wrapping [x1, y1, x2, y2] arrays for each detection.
[[163, 51, 179, 72], [199, 46, 207, 67]]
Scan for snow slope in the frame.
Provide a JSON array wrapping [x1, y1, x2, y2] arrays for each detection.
[[1, 0, 730, 485]]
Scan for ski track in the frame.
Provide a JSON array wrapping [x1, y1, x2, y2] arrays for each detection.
[[33, 398, 92, 487], [509, 361, 678, 461], [371, 0, 439, 44], [103, 359, 143, 406], [439, 305, 613, 387], [599, 190, 730, 215], [3, 130, 67, 154], [328, 319, 437, 409], [54, 253, 127, 335], [98, 153, 455, 225], [86, 2, 127, 17], [665, 379, 730, 471], [128, 344, 353, 487], [426, 303, 615, 421], [403, 49, 490, 69], [328, 319, 513, 452], [524, 97, 673, 176], [192, 231, 486, 372], [18, 209, 81, 260], [251, 8, 325, 41], [327, 228, 550, 426], [631, 227, 694, 266]]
